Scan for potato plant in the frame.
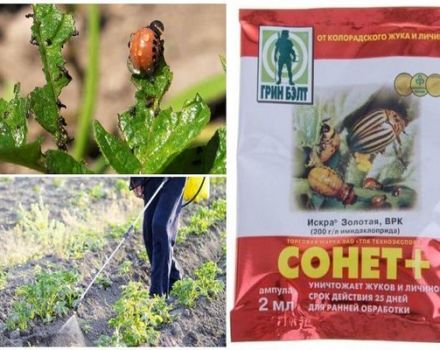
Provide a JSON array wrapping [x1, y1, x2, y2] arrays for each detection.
[[171, 278, 199, 307], [178, 198, 226, 243], [211, 199, 226, 220], [0, 4, 226, 174], [118, 260, 133, 275], [104, 282, 171, 346], [137, 249, 149, 263], [171, 261, 224, 308], [95, 275, 112, 290], [194, 261, 224, 298], [6, 270, 80, 331]]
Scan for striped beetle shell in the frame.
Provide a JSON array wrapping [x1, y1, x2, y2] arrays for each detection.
[[347, 109, 406, 154]]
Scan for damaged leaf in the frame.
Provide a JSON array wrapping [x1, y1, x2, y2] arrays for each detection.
[[29, 4, 76, 149]]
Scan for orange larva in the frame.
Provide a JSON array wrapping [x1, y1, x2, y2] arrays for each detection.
[[307, 166, 356, 205], [128, 20, 164, 75]]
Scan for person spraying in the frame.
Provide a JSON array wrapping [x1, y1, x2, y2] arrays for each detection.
[[130, 177, 186, 297]]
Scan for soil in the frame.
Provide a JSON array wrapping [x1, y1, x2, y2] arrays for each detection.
[[0, 177, 226, 347], [0, 4, 226, 173]]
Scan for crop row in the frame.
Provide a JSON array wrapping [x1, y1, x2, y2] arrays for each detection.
[[178, 198, 226, 243], [171, 261, 224, 308], [6, 270, 80, 331], [96, 282, 172, 346], [98, 261, 224, 346]]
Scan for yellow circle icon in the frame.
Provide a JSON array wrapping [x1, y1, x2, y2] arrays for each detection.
[[394, 73, 412, 96], [410, 73, 428, 97], [426, 74, 440, 97]]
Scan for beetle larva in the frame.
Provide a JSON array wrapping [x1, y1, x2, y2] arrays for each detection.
[[307, 166, 356, 205]]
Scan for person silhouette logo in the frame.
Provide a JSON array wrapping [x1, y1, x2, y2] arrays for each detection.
[[257, 26, 313, 104], [274, 30, 297, 85]]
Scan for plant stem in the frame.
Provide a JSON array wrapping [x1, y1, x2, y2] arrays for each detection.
[[91, 155, 110, 173], [73, 4, 100, 160]]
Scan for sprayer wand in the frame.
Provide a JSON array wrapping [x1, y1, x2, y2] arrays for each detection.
[[73, 178, 168, 311]]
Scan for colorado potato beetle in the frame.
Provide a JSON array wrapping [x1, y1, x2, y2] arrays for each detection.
[[347, 109, 407, 155], [318, 122, 340, 162], [307, 166, 356, 205], [128, 20, 164, 75]]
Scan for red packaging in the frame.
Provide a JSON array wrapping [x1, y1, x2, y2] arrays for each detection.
[[232, 8, 440, 342]]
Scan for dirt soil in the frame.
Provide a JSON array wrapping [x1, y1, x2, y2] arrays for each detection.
[[0, 4, 226, 173], [0, 177, 226, 347]]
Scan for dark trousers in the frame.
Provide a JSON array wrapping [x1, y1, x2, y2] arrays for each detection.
[[143, 177, 185, 296]]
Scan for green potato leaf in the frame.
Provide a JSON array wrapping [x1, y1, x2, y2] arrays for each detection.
[[93, 121, 141, 174], [138, 94, 210, 173], [118, 102, 154, 152], [31, 4, 76, 95], [0, 84, 28, 149], [0, 139, 45, 173], [207, 127, 226, 174], [114, 93, 211, 174], [0, 84, 46, 172], [46, 150, 93, 174], [131, 60, 172, 112], [29, 86, 61, 136]]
